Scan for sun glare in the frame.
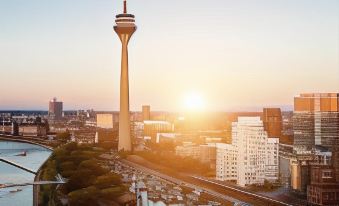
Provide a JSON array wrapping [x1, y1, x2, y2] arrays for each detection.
[[184, 92, 205, 111]]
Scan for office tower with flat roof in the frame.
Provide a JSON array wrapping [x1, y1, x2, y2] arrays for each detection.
[[114, 0, 136, 151], [293, 93, 339, 155], [48, 97, 63, 120], [263, 108, 282, 139], [142, 105, 151, 121]]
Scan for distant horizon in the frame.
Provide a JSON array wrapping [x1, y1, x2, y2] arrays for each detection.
[[0, 105, 294, 113]]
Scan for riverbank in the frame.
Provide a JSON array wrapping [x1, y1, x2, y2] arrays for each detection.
[[37, 142, 127, 206], [0, 140, 52, 206], [0, 136, 53, 151]]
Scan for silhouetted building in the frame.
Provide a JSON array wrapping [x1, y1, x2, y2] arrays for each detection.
[[142, 105, 151, 121], [49, 98, 63, 120]]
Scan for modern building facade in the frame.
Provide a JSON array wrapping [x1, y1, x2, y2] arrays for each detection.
[[216, 143, 238, 182], [114, 0, 137, 151], [216, 117, 279, 186], [263, 108, 282, 139], [48, 98, 63, 120], [293, 93, 339, 154]]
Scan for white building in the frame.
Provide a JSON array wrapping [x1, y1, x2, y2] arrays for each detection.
[[175, 142, 200, 159], [265, 138, 279, 182], [216, 143, 237, 181], [216, 117, 279, 186]]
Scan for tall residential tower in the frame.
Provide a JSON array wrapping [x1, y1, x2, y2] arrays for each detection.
[[114, 0, 136, 151], [48, 98, 63, 120]]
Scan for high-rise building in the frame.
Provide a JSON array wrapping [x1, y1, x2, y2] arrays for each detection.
[[48, 98, 63, 120], [263, 108, 282, 139], [142, 105, 151, 121], [293, 93, 339, 154], [114, 0, 137, 151], [216, 117, 279, 186]]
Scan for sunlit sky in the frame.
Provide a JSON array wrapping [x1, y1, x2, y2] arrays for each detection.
[[0, 0, 338, 111]]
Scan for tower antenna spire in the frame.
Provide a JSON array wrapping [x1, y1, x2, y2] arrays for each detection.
[[123, 0, 127, 14]]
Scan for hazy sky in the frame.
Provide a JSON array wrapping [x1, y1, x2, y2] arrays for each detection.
[[0, 0, 338, 111]]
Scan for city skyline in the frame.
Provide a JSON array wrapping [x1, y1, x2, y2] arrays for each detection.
[[0, 0, 338, 111]]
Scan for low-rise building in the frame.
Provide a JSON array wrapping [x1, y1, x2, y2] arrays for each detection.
[[144, 121, 174, 142], [175, 142, 200, 159], [307, 165, 339, 205]]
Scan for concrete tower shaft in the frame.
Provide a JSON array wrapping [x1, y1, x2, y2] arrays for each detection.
[[114, 0, 136, 151]]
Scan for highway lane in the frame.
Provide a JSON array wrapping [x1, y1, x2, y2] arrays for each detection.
[[122, 159, 295, 206], [121, 159, 248, 205]]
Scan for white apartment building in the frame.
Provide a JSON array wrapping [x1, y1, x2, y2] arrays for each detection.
[[216, 117, 279, 187], [265, 138, 279, 182], [216, 143, 237, 181]]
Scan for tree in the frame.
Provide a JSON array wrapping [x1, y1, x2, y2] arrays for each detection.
[[68, 186, 100, 206], [56, 131, 71, 143], [94, 173, 122, 189]]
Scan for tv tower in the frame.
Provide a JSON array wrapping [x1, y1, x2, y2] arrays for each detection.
[[114, 0, 136, 151]]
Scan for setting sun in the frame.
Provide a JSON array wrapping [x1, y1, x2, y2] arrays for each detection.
[[184, 92, 205, 111]]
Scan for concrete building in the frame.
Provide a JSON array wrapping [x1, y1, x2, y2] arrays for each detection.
[[290, 93, 339, 195], [96, 114, 114, 129], [265, 138, 280, 182], [216, 117, 279, 186], [48, 98, 63, 120], [19, 125, 47, 136], [96, 113, 118, 146], [199, 144, 217, 169], [291, 146, 332, 193], [11, 121, 19, 136], [156, 133, 177, 144], [114, 0, 137, 151], [235, 117, 268, 186], [144, 121, 174, 142], [175, 142, 200, 159], [293, 93, 339, 154], [216, 143, 237, 182], [263, 108, 282, 139], [142, 105, 151, 121], [307, 165, 339, 206]]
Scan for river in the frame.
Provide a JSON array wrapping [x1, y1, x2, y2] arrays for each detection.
[[0, 140, 52, 206]]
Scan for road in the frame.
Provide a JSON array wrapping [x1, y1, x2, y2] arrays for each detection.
[[122, 159, 250, 205], [122, 158, 296, 206]]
